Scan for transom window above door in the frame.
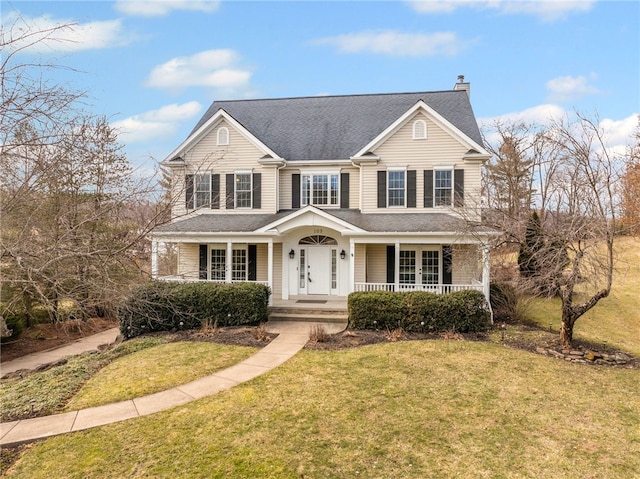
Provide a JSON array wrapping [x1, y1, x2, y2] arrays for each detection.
[[301, 174, 339, 206], [299, 235, 338, 245]]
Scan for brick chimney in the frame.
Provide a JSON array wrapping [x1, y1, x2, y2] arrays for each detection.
[[453, 74, 470, 98]]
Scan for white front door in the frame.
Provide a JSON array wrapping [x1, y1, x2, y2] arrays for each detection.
[[307, 246, 332, 295]]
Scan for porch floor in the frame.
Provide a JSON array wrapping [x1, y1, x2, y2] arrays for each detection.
[[270, 295, 348, 310]]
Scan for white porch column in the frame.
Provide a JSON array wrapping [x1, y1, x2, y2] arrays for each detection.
[[226, 241, 233, 283], [151, 239, 158, 279], [482, 244, 490, 302], [267, 240, 273, 305], [349, 238, 355, 294], [394, 240, 400, 292]]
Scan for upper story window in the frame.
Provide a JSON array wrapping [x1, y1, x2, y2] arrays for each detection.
[[434, 169, 453, 207], [235, 172, 252, 208], [387, 170, 406, 207], [301, 173, 339, 206], [195, 173, 211, 208], [412, 119, 427, 140], [217, 127, 229, 146]]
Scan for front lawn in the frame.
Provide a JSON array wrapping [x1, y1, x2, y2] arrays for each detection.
[[5, 341, 639, 478]]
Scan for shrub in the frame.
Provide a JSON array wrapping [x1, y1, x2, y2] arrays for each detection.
[[118, 281, 270, 339], [348, 290, 491, 333], [490, 282, 521, 323], [348, 291, 404, 330]]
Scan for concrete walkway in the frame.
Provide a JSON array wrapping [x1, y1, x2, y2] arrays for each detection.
[[1, 328, 122, 376], [0, 321, 346, 447]]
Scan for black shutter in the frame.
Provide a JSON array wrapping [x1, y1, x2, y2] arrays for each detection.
[[377, 171, 387, 208], [185, 174, 194, 209], [424, 170, 434, 208], [211, 174, 220, 209], [407, 170, 416, 208], [226, 174, 234, 209], [386, 245, 395, 286], [199, 244, 208, 280], [340, 172, 350, 208], [454, 169, 464, 207], [248, 244, 257, 281], [292, 173, 301, 209], [442, 245, 452, 285], [253, 173, 261, 209]]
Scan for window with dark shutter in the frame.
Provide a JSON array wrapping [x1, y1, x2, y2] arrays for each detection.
[[407, 170, 416, 208], [199, 244, 208, 280], [292, 173, 301, 209], [211, 174, 220, 209], [185, 174, 194, 209], [248, 244, 257, 281], [386, 245, 395, 285], [454, 169, 464, 207], [226, 174, 234, 209], [340, 172, 349, 208], [253, 173, 261, 209], [424, 170, 433, 208], [442, 245, 452, 284], [377, 171, 387, 208]]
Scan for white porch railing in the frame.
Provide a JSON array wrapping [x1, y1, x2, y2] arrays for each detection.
[[354, 283, 484, 294], [157, 276, 269, 287]]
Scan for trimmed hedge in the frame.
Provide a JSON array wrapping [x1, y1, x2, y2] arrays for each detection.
[[118, 281, 270, 339], [348, 289, 491, 333]]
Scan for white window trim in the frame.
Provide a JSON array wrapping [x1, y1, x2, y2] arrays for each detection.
[[412, 119, 427, 140], [194, 172, 211, 208], [387, 167, 407, 208], [300, 170, 340, 207], [433, 167, 454, 208], [234, 170, 253, 209], [217, 126, 229, 146]]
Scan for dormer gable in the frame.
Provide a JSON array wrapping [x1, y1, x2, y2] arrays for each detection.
[[351, 100, 490, 162], [163, 108, 283, 164]]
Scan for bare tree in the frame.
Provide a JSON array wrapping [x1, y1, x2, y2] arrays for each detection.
[[483, 112, 624, 348], [0, 18, 171, 332]]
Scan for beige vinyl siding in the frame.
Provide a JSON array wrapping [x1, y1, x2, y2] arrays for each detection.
[[365, 244, 388, 283], [342, 166, 360, 209], [272, 244, 282, 298], [256, 243, 268, 282], [278, 169, 297, 210], [171, 171, 187, 218], [180, 119, 277, 214], [178, 243, 200, 280], [361, 112, 482, 214], [354, 243, 366, 283], [452, 244, 480, 284]]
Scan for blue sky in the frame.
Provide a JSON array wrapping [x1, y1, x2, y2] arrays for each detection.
[[2, 0, 639, 170]]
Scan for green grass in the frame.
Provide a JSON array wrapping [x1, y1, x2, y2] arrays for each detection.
[[525, 236, 640, 356], [5, 341, 639, 479], [0, 337, 167, 422], [65, 342, 256, 410]]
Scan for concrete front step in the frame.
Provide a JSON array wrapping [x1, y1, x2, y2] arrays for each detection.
[[268, 307, 348, 324], [268, 313, 348, 324]]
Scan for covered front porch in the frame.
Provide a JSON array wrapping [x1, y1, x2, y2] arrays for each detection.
[[149, 206, 492, 306]]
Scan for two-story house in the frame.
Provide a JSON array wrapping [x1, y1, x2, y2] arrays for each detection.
[[150, 77, 494, 307]]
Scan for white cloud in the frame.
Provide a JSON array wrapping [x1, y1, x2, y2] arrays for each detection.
[[599, 113, 639, 157], [545, 75, 600, 103], [2, 12, 131, 54], [146, 49, 252, 93], [314, 30, 466, 57], [112, 101, 202, 143], [407, 0, 595, 22], [114, 0, 220, 17]]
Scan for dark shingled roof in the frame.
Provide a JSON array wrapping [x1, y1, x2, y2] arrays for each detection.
[[188, 90, 483, 161], [153, 210, 493, 235]]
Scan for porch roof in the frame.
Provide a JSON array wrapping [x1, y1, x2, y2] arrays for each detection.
[[152, 209, 495, 236]]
